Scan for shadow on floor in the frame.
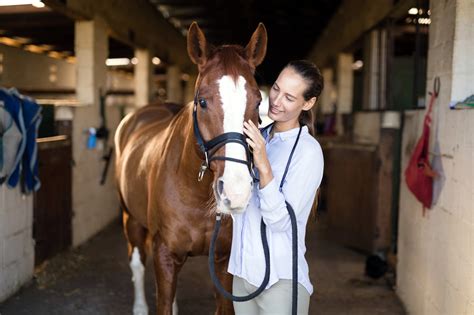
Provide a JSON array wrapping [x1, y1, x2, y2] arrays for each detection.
[[0, 214, 406, 315]]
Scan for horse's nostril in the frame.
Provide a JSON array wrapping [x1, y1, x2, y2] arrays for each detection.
[[217, 178, 225, 196]]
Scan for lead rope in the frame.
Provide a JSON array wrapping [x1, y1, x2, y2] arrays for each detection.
[[209, 124, 302, 315]]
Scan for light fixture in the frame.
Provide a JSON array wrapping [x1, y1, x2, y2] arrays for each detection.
[[32, 1, 44, 8], [352, 60, 363, 70], [0, 37, 23, 47], [418, 18, 431, 25], [24, 44, 49, 53], [157, 5, 170, 18], [66, 56, 76, 64], [0, 1, 44, 7], [48, 51, 66, 59], [131, 57, 138, 65], [169, 18, 181, 28], [152, 57, 161, 65], [105, 58, 130, 66], [408, 7, 418, 15]]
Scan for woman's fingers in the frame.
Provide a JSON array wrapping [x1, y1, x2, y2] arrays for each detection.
[[244, 120, 264, 143], [248, 119, 258, 129], [246, 137, 256, 149], [243, 123, 258, 141]]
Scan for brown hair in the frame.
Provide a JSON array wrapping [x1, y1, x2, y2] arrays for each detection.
[[285, 60, 324, 136]]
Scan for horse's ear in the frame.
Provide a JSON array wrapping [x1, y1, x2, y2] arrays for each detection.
[[245, 23, 267, 69], [187, 22, 207, 68]]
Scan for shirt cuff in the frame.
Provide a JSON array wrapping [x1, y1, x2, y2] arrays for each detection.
[[258, 177, 285, 212]]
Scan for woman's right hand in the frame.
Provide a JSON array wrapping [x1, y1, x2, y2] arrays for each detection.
[[243, 120, 274, 187]]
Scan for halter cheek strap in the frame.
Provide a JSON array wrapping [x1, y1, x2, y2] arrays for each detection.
[[193, 95, 257, 181]]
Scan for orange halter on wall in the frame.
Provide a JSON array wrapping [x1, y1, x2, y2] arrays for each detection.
[[404, 77, 440, 214]]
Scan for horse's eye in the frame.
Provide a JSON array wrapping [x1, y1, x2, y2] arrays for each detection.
[[199, 98, 207, 108], [256, 101, 261, 109]]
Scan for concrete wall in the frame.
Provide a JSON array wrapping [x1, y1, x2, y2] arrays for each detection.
[[0, 45, 132, 300], [0, 44, 75, 90], [0, 43, 134, 93], [396, 0, 474, 314], [69, 105, 122, 247], [353, 111, 381, 145], [0, 186, 35, 302]]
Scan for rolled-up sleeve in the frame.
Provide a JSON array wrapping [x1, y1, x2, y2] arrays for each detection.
[[257, 142, 323, 232]]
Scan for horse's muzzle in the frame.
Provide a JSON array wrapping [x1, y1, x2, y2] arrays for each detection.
[[215, 176, 253, 213]]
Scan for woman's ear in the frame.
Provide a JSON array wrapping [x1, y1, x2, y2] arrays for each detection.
[[303, 97, 317, 111]]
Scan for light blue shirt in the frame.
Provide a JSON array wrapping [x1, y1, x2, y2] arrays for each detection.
[[228, 125, 324, 295]]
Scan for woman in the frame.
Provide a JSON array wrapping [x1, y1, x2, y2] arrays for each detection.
[[228, 60, 325, 314]]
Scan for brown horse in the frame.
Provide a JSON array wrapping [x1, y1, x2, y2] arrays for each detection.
[[115, 22, 267, 315]]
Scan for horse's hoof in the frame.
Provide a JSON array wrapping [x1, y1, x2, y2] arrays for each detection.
[[133, 303, 148, 315]]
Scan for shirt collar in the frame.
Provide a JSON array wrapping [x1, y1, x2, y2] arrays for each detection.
[[262, 124, 308, 142]]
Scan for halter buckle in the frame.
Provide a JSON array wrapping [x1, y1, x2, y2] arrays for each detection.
[[204, 151, 209, 166], [198, 162, 208, 182]]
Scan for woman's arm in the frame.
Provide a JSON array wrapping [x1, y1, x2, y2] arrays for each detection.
[[257, 150, 322, 232], [243, 120, 324, 232]]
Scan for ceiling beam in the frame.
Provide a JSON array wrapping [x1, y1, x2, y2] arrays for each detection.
[[43, 0, 192, 71], [307, 0, 415, 67]]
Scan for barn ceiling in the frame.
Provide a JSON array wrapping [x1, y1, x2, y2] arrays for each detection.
[[0, 0, 342, 83], [148, 0, 342, 82]]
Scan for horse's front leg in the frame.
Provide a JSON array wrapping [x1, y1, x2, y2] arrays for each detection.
[[152, 234, 185, 315], [213, 255, 235, 315]]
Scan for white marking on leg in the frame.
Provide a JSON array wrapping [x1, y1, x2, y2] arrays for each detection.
[[218, 75, 252, 211], [172, 291, 178, 315], [130, 247, 148, 315]]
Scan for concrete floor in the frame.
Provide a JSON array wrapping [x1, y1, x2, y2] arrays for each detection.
[[0, 214, 406, 315]]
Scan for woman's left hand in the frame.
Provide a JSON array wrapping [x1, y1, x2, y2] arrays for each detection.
[[243, 120, 272, 182]]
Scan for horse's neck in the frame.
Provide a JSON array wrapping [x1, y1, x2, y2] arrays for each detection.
[[165, 103, 213, 196]]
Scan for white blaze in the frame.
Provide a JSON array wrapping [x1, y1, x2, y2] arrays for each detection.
[[130, 247, 148, 315], [217, 75, 252, 211]]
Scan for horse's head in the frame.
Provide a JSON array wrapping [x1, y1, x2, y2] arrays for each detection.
[[187, 22, 267, 214]]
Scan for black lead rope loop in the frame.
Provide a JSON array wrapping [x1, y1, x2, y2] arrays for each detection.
[[209, 124, 303, 315], [209, 217, 270, 302]]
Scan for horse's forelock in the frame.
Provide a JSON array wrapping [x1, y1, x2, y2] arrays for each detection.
[[204, 45, 251, 83]]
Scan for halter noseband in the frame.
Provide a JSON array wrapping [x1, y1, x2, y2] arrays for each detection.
[[193, 92, 256, 182]]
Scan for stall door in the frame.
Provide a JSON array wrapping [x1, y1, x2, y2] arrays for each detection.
[[33, 136, 72, 266]]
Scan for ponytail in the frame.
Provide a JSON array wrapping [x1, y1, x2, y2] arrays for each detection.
[[285, 60, 324, 137], [299, 107, 315, 136]]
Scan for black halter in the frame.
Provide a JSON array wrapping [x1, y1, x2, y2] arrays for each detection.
[[192, 93, 256, 182]]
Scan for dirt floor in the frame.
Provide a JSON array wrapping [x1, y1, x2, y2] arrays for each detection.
[[0, 213, 406, 315]]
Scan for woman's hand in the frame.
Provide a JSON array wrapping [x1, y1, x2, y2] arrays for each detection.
[[243, 120, 273, 187]]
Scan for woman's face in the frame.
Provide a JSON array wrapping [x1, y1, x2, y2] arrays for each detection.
[[268, 67, 311, 124]]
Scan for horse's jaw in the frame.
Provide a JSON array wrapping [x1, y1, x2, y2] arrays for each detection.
[[216, 203, 246, 215]]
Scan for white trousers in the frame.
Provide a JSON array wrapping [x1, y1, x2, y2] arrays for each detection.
[[232, 276, 310, 315]]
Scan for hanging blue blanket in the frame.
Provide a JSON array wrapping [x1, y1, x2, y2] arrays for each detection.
[[0, 100, 22, 185], [0, 88, 42, 193]]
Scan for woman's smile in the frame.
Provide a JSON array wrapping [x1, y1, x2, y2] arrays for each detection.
[[269, 104, 282, 114]]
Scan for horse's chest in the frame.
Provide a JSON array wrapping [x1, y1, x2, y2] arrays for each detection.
[[160, 213, 231, 257]]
